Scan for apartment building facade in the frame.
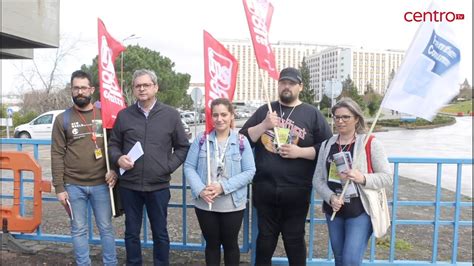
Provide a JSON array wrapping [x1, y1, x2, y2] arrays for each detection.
[[307, 46, 405, 101], [222, 39, 333, 103]]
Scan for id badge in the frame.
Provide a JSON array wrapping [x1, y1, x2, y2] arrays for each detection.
[[346, 181, 358, 197], [328, 162, 341, 184], [94, 148, 103, 159]]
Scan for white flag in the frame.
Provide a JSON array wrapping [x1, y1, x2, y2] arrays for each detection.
[[381, 1, 461, 121]]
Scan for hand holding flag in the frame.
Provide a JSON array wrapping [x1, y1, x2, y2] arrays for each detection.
[[98, 18, 127, 217], [333, 0, 463, 220], [203, 30, 239, 210]]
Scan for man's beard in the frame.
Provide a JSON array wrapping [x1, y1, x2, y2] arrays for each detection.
[[279, 90, 296, 104], [73, 95, 92, 108]]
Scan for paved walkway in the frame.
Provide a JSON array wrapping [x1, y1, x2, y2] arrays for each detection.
[[1, 238, 251, 265]]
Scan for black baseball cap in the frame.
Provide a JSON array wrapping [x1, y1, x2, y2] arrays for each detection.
[[278, 67, 302, 84]]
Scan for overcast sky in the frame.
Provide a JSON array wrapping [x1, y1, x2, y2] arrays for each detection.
[[1, 0, 472, 95]]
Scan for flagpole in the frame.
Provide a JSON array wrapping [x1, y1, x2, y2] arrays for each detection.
[[206, 134, 212, 210], [330, 106, 383, 221], [260, 69, 281, 148], [102, 127, 116, 217]]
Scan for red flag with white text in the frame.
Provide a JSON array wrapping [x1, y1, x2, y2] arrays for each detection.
[[203, 30, 239, 133], [98, 18, 126, 129], [242, 0, 278, 80]]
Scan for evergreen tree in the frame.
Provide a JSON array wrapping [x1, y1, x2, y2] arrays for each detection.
[[457, 78, 472, 100], [363, 91, 383, 116], [82, 45, 191, 108], [385, 69, 396, 95], [299, 57, 315, 105], [339, 75, 366, 110]]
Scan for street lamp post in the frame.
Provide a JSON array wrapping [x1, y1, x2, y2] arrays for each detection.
[[120, 34, 140, 91]]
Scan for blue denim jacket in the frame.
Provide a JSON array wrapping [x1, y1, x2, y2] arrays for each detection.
[[184, 130, 256, 208]]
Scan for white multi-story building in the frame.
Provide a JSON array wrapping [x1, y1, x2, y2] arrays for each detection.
[[307, 46, 405, 101], [222, 40, 333, 103]]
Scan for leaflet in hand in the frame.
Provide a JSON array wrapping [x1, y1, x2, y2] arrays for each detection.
[[64, 199, 74, 220], [119, 141, 144, 175], [333, 151, 353, 174]]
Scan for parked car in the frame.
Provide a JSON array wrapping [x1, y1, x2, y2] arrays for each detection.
[[13, 110, 191, 140], [180, 111, 205, 124], [14, 110, 64, 139], [180, 112, 195, 124], [182, 119, 192, 140]]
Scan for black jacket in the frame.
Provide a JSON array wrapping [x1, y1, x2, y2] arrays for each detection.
[[109, 101, 190, 191]]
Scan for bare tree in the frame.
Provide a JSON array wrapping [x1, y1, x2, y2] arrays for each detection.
[[21, 88, 71, 114], [13, 35, 84, 113], [14, 34, 81, 94]]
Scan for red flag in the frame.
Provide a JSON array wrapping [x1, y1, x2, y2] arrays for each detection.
[[242, 0, 278, 80], [98, 18, 126, 129], [203, 30, 239, 133]]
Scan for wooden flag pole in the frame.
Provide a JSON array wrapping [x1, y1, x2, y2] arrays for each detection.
[[330, 107, 384, 221], [102, 127, 116, 217], [259, 69, 281, 148]]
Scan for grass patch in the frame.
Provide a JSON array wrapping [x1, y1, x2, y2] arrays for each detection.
[[376, 237, 413, 251], [371, 115, 455, 128], [440, 100, 472, 114]]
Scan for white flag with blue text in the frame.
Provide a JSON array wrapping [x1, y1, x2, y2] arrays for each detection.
[[381, 2, 461, 121]]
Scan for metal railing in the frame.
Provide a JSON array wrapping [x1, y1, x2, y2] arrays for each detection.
[[264, 157, 473, 265], [0, 138, 250, 252], [1, 138, 472, 265]]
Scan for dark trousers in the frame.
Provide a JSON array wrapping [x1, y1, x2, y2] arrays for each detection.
[[120, 187, 170, 266], [195, 208, 245, 266], [253, 183, 311, 266]]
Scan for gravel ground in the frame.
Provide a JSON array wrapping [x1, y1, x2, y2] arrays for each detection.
[[1, 147, 472, 265]]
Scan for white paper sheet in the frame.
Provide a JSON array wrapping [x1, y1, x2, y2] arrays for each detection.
[[119, 141, 144, 175]]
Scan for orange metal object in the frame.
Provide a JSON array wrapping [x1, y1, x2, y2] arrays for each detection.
[[0, 151, 51, 233]]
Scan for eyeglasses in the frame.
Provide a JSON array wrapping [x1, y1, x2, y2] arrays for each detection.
[[72, 86, 91, 92], [134, 83, 154, 90], [333, 115, 353, 122]]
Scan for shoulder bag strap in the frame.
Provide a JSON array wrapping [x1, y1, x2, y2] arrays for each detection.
[[365, 135, 375, 173]]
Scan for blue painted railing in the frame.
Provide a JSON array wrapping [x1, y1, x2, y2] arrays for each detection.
[[0, 138, 250, 252], [264, 157, 473, 265], [1, 138, 472, 265]]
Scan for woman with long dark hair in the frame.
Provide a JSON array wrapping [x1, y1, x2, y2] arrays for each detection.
[[184, 98, 255, 265]]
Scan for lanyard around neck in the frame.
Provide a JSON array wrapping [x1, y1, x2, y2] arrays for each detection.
[[337, 134, 355, 152], [74, 107, 97, 143], [279, 102, 297, 122], [214, 135, 230, 166]]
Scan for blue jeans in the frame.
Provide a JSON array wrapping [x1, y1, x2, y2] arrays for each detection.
[[66, 184, 117, 266], [120, 187, 171, 266], [326, 212, 373, 266]]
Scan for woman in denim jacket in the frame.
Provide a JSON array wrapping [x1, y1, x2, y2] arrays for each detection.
[[184, 98, 256, 266]]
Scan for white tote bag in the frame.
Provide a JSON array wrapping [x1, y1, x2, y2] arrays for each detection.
[[360, 187, 390, 238]]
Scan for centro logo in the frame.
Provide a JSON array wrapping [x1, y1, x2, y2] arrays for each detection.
[[404, 11, 464, 22]]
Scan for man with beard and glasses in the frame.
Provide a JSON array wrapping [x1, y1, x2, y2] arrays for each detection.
[[240, 67, 332, 265], [51, 70, 118, 266]]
